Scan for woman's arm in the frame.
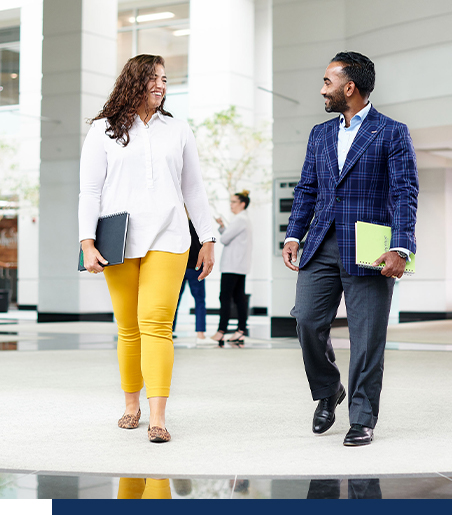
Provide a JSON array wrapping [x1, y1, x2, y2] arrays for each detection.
[[180, 126, 215, 244], [180, 125, 216, 280], [219, 217, 245, 246], [79, 121, 109, 272]]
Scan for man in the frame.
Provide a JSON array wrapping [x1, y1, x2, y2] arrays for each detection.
[[283, 52, 418, 446]]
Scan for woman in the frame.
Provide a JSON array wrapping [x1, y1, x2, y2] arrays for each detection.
[[211, 191, 252, 347], [79, 54, 215, 443]]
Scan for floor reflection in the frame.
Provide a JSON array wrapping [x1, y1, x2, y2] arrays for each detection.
[[307, 478, 382, 499], [1, 473, 451, 499], [117, 478, 172, 499]]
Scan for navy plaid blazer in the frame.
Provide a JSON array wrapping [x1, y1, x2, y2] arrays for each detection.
[[286, 106, 419, 276]]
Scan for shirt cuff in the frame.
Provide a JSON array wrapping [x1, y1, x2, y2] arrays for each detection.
[[284, 237, 300, 245], [390, 247, 412, 263]]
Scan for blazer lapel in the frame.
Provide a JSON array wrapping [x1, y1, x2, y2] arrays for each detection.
[[339, 107, 386, 180], [325, 117, 340, 180]]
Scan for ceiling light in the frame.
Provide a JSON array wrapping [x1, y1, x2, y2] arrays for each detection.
[[10, 73, 18, 79], [173, 29, 190, 37], [129, 12, 175, 23]]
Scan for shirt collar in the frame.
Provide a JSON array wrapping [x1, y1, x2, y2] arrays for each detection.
[[155, 110, 168, 123], [134, 110, 168, 127], [339, 101, 372, 129]]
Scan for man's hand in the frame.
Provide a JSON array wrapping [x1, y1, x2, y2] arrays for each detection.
[[372, 251, 406, 279], [282, 241, 300, 271]]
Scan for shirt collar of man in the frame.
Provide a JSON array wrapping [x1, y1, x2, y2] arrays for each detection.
[[339, 101, 372, 131]]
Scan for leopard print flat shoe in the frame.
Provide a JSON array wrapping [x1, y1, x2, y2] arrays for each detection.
[[148, 425, 171, 443], [118, 408, 141, 429]]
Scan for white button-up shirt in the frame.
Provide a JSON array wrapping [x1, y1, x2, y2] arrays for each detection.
[[79, 112, 214, 258]]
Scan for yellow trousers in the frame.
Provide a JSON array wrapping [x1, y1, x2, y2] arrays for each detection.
[[104, 250, 189, 398]]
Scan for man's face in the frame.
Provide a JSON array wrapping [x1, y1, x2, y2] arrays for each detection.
[[320, 62, 349, 113]]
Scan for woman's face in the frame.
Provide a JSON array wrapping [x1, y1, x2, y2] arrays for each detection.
[[145, 64, 167, 113], [230, 195, 245, 214]]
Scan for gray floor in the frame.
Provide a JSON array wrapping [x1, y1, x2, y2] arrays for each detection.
[[0, 312, 452, 480]]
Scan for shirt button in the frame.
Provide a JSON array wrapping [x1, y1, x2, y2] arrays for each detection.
[[336, 197, 341, 202]]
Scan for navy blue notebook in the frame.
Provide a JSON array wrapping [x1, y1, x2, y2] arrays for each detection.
[[78, 212, 130, 272]]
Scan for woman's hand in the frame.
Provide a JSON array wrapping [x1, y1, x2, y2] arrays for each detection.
[[81, 239, 108, 273], [196, 242, 215, 281]]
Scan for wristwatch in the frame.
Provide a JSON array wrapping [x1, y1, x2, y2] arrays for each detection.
[[396, 250, 408, 260], [202, 237, 216, 244]]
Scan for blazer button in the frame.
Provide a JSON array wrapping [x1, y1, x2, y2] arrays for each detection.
[[336, 197, 341, 202]]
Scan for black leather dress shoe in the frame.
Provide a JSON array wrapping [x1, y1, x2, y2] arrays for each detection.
[[343, 424, 373, 446], [312, 384, 346, 434]]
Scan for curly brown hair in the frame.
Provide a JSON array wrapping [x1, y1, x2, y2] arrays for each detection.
[[91, 54, 172, 146]]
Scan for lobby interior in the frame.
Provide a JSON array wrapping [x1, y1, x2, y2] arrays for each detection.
[[1, 0, 452, 500]]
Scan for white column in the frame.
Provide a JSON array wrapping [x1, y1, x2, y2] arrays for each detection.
[[16, 0, 43, 308], [188, 0, 255, 124], [189, 1, 273, 319], [38, 0, 117, 321], [188, 0, 257, 313]]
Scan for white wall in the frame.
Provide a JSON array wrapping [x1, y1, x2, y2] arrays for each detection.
[[272, 0, 345, 318], [345, 0, 452, 313], [272, 0, 452, 319]]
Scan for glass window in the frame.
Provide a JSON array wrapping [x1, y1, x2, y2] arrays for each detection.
[[137, 26, 188, 85], [117, 2, 189, 86], [118, 10, 134, 29], [135, 3, 189, 24], [0, 27, 20, 107]]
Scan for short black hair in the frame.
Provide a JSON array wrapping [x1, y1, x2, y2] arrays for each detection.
[[330, 51, 375, 97]]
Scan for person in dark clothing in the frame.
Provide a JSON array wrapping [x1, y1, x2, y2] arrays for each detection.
[[173, 219, 207, 339]]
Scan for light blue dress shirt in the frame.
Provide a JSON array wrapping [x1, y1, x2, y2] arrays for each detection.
[[337, 102, 372, 174]]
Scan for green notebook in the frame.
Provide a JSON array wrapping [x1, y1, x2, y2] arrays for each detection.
[[355, 221, 415, 275]]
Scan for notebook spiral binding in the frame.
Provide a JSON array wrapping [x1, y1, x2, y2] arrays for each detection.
[[358, 263, 414, 275], [99, 211, 129, 220]]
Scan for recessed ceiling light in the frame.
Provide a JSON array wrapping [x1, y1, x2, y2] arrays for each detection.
[[129, 12, 175, 23], [173, 29, 190, 37]]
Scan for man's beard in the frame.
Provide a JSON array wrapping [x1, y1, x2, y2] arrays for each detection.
[[324, 89, 348, 113]]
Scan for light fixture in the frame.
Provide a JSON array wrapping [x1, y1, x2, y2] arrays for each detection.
[[128, 12, 175, 23], [173, 29, 190, 37], [10, 73, 18, 79]]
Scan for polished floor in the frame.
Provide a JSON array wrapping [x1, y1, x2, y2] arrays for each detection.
[[0, 306, 452, 499], [1, 473, 452, 499]]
